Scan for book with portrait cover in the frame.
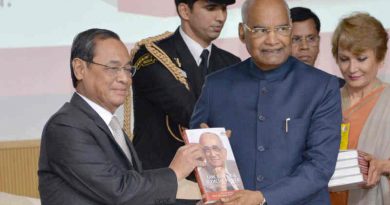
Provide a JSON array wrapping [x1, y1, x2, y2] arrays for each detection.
[[182, 128, 244, 204]]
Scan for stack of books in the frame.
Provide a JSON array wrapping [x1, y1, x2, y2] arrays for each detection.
[[328, 150, 368, 192]]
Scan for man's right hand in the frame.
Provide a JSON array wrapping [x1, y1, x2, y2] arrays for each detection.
[[169, 143, 206, 180]]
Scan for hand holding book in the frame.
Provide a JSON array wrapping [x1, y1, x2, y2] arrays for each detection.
[[329, 149, 390, 192], [362, 152, 390, 188], [169, 143, 206, 180], [195, 190, 265, 205], [220, 190, 265, 205]]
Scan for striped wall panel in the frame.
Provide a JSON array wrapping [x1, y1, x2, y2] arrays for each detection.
[[0, 140, 40, 198]]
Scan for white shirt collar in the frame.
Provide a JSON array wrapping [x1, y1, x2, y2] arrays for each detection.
[[76, 92, 114, 130], [179, 27, 212, 66]]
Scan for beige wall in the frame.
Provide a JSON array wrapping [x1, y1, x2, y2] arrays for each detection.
[[0, 140, 40, 198]]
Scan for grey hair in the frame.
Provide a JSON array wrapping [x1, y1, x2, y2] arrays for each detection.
[[241, 0, 291, 23], [241, 0, 250, 23]]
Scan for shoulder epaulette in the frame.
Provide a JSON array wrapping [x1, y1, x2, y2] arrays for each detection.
[[130, 31, 173, 63], [124, 32, 190, 139], [131, 31, 189, 91], [124, 32, 173, 139]]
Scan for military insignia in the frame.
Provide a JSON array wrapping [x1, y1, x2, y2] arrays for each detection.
[[181, 69, 187, 78], [174, 57, 181, 68], [145, 43, 190, 90], [134, 53, 156, 69]]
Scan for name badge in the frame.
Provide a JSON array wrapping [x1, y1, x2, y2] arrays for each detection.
[[340, 123, 350, 150]]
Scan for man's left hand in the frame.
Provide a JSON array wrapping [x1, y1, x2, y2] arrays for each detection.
[[220, 190, 264, 205]]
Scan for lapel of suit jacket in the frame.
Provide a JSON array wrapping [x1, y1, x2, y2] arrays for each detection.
[[208, 44, 220, 73], [172, 28, 203, 98], [70, 93, 134, 168]]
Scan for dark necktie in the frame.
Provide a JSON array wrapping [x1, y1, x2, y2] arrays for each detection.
[[199, 49, 210, 79]]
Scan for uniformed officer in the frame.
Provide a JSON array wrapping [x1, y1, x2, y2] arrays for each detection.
[[124, 0, 240, 203]]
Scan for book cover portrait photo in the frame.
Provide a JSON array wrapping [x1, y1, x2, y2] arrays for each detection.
[[183, 128, 244, 203]]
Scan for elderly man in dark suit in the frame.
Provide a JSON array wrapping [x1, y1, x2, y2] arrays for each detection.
[[38, 28, 205, 205], [191, 0, 341, 204]]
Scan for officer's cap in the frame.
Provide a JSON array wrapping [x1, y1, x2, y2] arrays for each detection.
[[175, 0, 236, 6]]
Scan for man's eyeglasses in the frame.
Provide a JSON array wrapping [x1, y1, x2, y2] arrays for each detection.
[[83, 59, 136, 77], [292, 35, 319, 45], [203, 145, 223, 154], [243, 23, 292, 38]]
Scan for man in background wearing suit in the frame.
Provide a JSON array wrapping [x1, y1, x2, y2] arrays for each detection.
[[290, 7, 345, 88], [38, 28, 205, 205], [290, 7, 321, 66], [198, 132, 244, 192], [191, 0, 341, 204], [130, 0, 241, 176]]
